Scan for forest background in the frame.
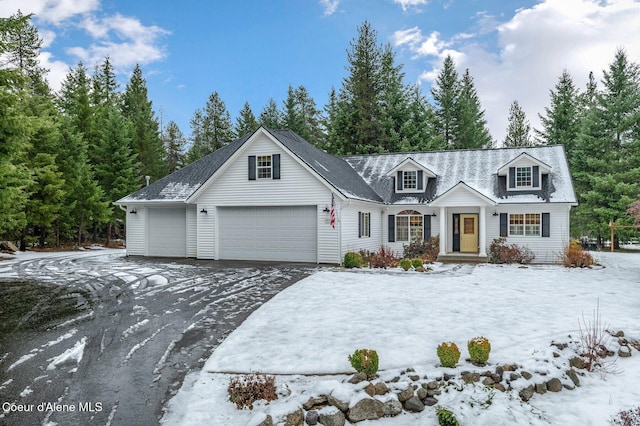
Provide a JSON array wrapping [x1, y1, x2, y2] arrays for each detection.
[[1, 13, 639, 249]]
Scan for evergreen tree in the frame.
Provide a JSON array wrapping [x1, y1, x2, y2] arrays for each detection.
[[235, 101, 259, 136], [283, 85, 324, 146], [536, 70, 580, 149], [259, 98, 285, 129], [185, 92, 235, 162], [454, 69, 492, 149], [398, 85, 439, 152], [58, 62, 93, 136], [122, 64, 165, 184], [163, 120, 186, 173], [378, 44, 410, 152], [503, 100, 533, 147], [431, 55, 459, 149]]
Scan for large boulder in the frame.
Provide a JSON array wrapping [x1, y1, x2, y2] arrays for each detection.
[[382, 399, 402, 417], [347, 398, 384, 423], [403, 396, 425, 412], [318, 406, 345, 426], [0, 241, 17, 252]]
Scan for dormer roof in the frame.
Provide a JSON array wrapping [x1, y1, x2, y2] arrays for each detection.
[[385, 157, 437, 178], [497, 152, 552, 176]]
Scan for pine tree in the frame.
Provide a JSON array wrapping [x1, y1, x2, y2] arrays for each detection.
[[163, 120, 186, 173], [185, 92, 235, 163], [58, 62, 93, 136], [235, 101, 259, 136], [503, 100, 533, 147], [536, 70, 580, 149], [259, 98, 285, 129], [431, 55, 459, 149], [398, 85, 439, 152], [283, 85, 324, 146], [454, 69, 492, 149], [378, 44, 410, 152], [122, 64, 165, 184]]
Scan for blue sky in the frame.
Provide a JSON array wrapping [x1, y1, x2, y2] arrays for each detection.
[[2, 0, 640, 144]]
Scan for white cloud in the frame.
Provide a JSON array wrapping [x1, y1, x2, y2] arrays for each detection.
[[393, 0, 640, 144], [393, 0, 430, 12], [0, 0, 99, 23], [319, 0, 340, 16]]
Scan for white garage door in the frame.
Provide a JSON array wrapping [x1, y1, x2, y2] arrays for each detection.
[[147, 207, 186, 257], [219, 206, 317, 262]]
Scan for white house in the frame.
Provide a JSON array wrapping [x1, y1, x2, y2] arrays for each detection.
[[115, 127, 577, 264]]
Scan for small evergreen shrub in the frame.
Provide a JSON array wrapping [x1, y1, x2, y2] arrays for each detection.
[[369, 245, 400, 268], [411, 258, 423, 269], [344, 251, 363, 268], [436, 406, 460, 426], [348, 349, 379, 377], [436, 342, 460, 368], [562, 240, 594, 268], [468, 336, 491, 364], [399, 258, 412, 271], [227, 373, 277, 409], [403, 236, 440, 262], [489, 237, 535, 264]]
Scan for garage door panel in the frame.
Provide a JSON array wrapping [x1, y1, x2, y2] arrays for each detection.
[[219, 206, 317, 262], [147, 208, 186, 257]]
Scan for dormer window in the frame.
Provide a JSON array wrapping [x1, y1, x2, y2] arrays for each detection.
[[516, 166, 532, 188], [403, 171, 417, 190], [248, 154, 281, 180]]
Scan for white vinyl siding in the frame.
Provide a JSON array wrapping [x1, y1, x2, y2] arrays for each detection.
[[125, 206, 146, 256], [146, 207, 187, 257], [186, 205, 197, 257], [341, 203, 382, 257], [218, 206, 316, 262]]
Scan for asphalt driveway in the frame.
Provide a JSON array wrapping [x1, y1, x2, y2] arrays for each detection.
[[0, 250, 317, 425]]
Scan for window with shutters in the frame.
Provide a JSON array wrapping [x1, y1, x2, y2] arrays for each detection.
[[516, 166, 532, 188], [396, 210, 422, 242], [402, 171, 417, 190], [257, 155, 272, 179], [509, 213, 540, 236]]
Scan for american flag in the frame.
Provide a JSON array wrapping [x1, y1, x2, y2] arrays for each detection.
[[330, 193, 336, 229]]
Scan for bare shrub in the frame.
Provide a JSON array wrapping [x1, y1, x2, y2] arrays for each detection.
[[403, 236, 440, 262], [562, 240, 595, 268], [369, 245, 400, 268], [611, 407, 640, 426], [227, 373, 277, 409], [578, 300, 619, 378], [489, 237, 535, 264]]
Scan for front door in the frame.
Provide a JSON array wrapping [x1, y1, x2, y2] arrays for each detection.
[[460, 214, 478, 253]]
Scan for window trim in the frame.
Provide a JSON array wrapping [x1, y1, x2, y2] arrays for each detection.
[[396, 170, 425, 193], [395, 209, 423, 242], [359, 212, 371, 238], [256, 155, 272, 179], [509, 213, 541, 237]]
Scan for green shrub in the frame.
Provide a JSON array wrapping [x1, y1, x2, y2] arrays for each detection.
[[344, 251, 363, 268], [411, 258, 423, 269], [227, 373, 277, 409], [489, 237, 535, 264], [468, 336, 491, 364], [348, 349, 379, 377], [403, 236, 440, 262], [436, 342, 460, 368], [399, 258, 412, 271], [436, 406, 460, 426]]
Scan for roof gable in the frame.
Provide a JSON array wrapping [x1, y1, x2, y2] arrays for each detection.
[[385, 157, 437, 178], [430, 181, 497, 207], [497, 152, 552, 175]]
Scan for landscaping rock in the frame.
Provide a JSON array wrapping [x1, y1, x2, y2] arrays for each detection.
[[566, 369, 581, 387], [425, 381, 438, 390], [249, 413, 273, 426], [521, 371, 533, 380], [546, 378, 563, 392], [318, 407, 345, 426], [495, 365, 504, 378], [304, 396, 328, 410], [327, 395, 349, 413], [462, 372, 480, 384], [416, 387, 428, 399], [364, 383, 375, 397], [519, 385, 534, 402], [348, 372, 367, 384], [0, 241, 18, 252], [494, 383, 506, 392], [619, 345, 632, 358], [535, 383, 547, 394], [374, 382, 389, 395], [403, 396, 425, 412], [397, 386, 414, 403], [382, 399, 403, 417], [305, 410, 319, 425], [510, 372, 520, 381], [423, 397, 438, 407], [347, 398, 384, 423], [284, 408, 304, 426], [570, 357, 587, 369], [482, 377, 495, 386], [409, 375, 420, 381]]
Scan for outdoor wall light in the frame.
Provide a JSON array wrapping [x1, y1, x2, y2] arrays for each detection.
[[431, 211, 437, 217], [323, 207, 330, 212], [129, 208, 137, 214], [200, 208, 208, 214], [493, 211, 499, 216]]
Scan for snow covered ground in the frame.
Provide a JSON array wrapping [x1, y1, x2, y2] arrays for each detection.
[[162, 251, 640, 425]]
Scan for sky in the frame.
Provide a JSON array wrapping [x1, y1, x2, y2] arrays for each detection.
[[2, 0, 640, 145]]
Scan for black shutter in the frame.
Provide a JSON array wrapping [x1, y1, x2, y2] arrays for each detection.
[[368, 213, 371, 237], [508, 167, 515, 189], [248, 156, 256, 180], [358, 212, 362, 238], [542, 213, 550, 237], [417, 170, 424, 191], [532, 165, 539, 188], [500, 213, 508, 237], [423, 215, 431, 240], [388, 215, 395, 242], [272, 154, 281, 179], [396, 171, 403, 191]]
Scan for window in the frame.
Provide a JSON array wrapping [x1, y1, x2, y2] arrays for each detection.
[[402, 171, 417, 190], [396, 210, 422, 242], [257, 155, 272, 179], [509, 213, 540, 236], [359, 212, 370, 238], [516, 166, 532, 188]]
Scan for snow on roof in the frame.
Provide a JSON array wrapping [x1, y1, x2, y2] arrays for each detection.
[[344, 145, 577, 204]]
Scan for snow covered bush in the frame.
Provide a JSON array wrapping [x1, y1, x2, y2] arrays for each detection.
[[403, 236, 439, 262], [488, 237, 535, 264], [436, 342, 460, 368], [343, 251, 363, 268], [227, 373, 277, 409], [468, 336, 491, 364], [348, 349, 379, 377], [611, 406, 640, 426], [562, 240, 594, 268], [436, 406, 460, 426]]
